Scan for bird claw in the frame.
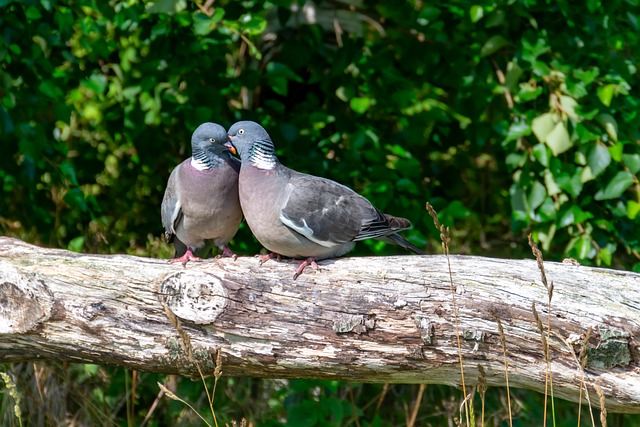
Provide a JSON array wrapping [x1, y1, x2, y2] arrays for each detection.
[[216, 245, 238, 260], [257, 252, 281, 266], [168, 249, 202, 266], [292, 257, 319, 280]]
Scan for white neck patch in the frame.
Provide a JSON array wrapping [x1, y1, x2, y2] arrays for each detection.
[[191, 157, 209, 171], [252, 156, 276, 170]]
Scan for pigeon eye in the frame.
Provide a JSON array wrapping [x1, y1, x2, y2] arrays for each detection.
[[209, 138, 216, 143], [238, 129, 245, 135]]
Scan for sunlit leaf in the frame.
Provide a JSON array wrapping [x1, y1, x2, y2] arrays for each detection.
[[544, 122, 573, 156], [628, 200, 640, 220], [597, 84, 616, 106], [469, 5, 483, 23], [350, 97, 371, 114], [531, 113, 556, 143]]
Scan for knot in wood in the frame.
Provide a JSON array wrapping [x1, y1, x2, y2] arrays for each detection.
[[0, 261, 53, 333], [159, 271, 228, 325], [332, 314, 375, 334]]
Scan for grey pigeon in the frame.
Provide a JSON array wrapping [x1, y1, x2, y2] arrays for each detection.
[[226, 120, 423, 279], [161, 122, 243, 265]]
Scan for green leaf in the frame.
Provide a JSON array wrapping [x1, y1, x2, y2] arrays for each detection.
[[68, 236, 85, 253], [556, 168, 584, 197], [538, 197, 557, 222], [594, 171, 634, 200], [622, 153, 640, 174], [469, 5, 484, 23], [59, 161, 79, 186], [532, 143, 550, 167], [587, 0, 602, 13], [559, 95, 578, 119], [575, 123, 600, 143], [287, 401, 318, 427], [503, 62, 522, 92], [39, 81, 64, 99], [608, 143, 624, 162], [266, 63, 303, 96], [25, 6, 42, 20], [146, 0, 187, 13], [574, 236, 593, 259], [350, 97, 371, 114], [193, 12, 217, 35], [63, 188, 88, 212], [528, 181, 547, 212], [480, 35, 510, 57], [543, 168, 560, 195], [516, 82, 543, 102], [537, 223, 557, 251], [598, 245, 613, 266], [506, 152, 526, 170], [595, 113, 618, 142], [573, 67, 600, 85], [597, 84, 616, 106], [544, 122, 573, 156], [504, 120, 531, 142], [586, 142, 611, 178], [628, 200, 640, 220], [558, 205, 593, 227], [441, 200, 472, 220], [531, 113, 556, 143]]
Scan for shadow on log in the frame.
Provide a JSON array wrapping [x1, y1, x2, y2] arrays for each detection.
[[0, 237, 638, 413]]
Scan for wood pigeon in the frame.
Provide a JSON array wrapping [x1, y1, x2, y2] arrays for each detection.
[[161, 122, 243, 265], [226, 120, 423, 279]]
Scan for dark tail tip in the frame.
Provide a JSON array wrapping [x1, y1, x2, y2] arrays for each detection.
[[380, 234, 425, 255], [384, 214, 412, 231]]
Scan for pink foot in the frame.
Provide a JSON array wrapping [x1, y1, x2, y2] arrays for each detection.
[[292, 257, 319, 280], [168, 248, 202, 266], [216, 245, 238, 260], [256, 252, 282, 266]]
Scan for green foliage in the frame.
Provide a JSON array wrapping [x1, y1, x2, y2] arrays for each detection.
[[1, 0, 640, 424], [1, 0, 638, 268]]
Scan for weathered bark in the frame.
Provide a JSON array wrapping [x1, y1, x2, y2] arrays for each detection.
[[0, 236, 638, 413]]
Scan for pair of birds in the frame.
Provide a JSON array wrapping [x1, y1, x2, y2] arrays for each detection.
[[161, 121, 423, 279]]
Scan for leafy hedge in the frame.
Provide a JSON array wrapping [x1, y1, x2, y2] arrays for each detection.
[[1, 0, 638, 270], [1, 0, 639, 422]]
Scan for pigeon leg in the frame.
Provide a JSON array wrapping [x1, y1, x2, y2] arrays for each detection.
[[257, 252, 282, 266], [292, 257, 319, 280], [168, 248, 202, 266], [216, 245, 238, 260]]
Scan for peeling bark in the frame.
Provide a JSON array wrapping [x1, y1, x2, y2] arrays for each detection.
[[0, 237, 639, 413]]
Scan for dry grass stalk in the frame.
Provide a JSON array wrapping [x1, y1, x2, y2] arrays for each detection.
[[491, 313, 513, 427], [426, 202, 470, 426], [477, 365, 487, 427]]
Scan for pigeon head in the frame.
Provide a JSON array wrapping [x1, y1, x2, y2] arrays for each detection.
[[191, 122, 228, 155], [189, 122, 229, 170], [227, 121, 277, 169]]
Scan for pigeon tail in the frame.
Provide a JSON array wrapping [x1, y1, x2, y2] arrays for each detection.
[[384, 214, 412, 231], [378, 234, 424, 255]]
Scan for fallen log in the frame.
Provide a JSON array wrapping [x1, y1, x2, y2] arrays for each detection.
[[0, 237, 638, 413]]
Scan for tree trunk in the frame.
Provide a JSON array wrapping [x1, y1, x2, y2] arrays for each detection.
[[0, 237, 638, 413]]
